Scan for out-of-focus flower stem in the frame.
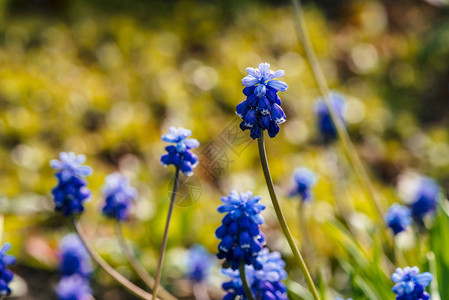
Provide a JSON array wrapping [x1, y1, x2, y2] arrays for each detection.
[[290, 0, 384, 222], [0, 214, 3, 244], [72, 218, 156, 300], [192, 283, 210, 300], [257, 134, 320, 300], [239, 262, 256, 300], [152, 167, 180, 299], [115, 222, 177, 300]]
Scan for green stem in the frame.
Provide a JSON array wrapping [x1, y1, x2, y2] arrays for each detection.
[[115, 222, 177, 300], [152, 167, 180, 299], [257, 134, 320, 300], [72, 218, 154, 300], [290, 0, 384, 222], [239, 262, 256, 300]]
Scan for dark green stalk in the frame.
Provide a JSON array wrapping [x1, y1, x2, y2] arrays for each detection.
[[257, 134, 320, 300], [239, 262, 256, 300], [152, 167, 180, 299]]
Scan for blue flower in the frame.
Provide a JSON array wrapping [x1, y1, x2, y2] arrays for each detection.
[[160, 127, 200, 176], [385, 204, 412, 235], [410, 176, 440, 221], [237, 63, 288, 139], [289, 167, 317, 202], [391, 266, 432, 300], [315, 92, 346, 143], [59, 234, 92, 278], [187, 245, 213, 283], [0, 243, 16, 296], [51, 152, 92, 216], [215, 190, 266, 270], [101, 173, 138, 221], [222, 248, 288, 300], [55, 275, 92, 300]]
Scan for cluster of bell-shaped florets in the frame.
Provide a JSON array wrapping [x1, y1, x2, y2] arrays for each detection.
[[215, 190, 266, 270], [222, 248, 288, 300], [101, 173, 138, 221], [289, 167, 317, 202], [314, 92, 346, 144], [50, 152, 93, 216], [0, 243, 16, 296], [187, 245, 213, 283], [385, 204, 412, 235], [391, 266, 433, 300], [55, 234, 92, 300], [160, 127, 200, 176], [237, 63, 288, 139], [398, 172, 441, 225]]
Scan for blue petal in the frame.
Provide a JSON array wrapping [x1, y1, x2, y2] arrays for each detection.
[[259, 114, 271, 130], [236, 100, 251, 118], [242, 75, 259, 87], [267, 80, 288, 92], [268, 121, 280, 138], [255, 84, 267, 98], [184, 138, 200, 149], [271, 103, 286, 124], [250, 126, 262, 139], [258, 97, 271, 115], [243, 109, 257, 127]]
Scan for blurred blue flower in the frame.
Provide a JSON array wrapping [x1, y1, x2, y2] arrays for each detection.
[[59, 234, 92, 278], [101, 173, 138, 221], [385, 204, 412, 235], [391, 266, 432, 300], [289, 167, 317, 202], [222, 248, 288, 300], [51, 152, 92, 216], [160, 127, 199, 176], [410, 176, 440, 221], [315, 92, 346, 143], [55, 275, 92, 300], [237, 63, 287, 139], [0, 243, 16, 296], [187, 245, 213, 283], [215, 190, 266, 270]]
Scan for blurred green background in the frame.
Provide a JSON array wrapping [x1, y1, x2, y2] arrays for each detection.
[[1, 0, 449, 299]]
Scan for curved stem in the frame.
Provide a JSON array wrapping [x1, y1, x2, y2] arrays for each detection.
[[239, 262, 255, 300], [152, 167, 180, 299], [290, 0, 384, 222], [257, 134, 320, 300], [72, 218, 155, 300], [115, 222, 177, 300], [298, 201, 313, 268], [192, 283, 210, 300]]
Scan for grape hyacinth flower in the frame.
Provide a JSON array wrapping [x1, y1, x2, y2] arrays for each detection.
[[187, 245, 213, 283], [59, 234, 92, 278], [237, 63, 288, 139], [50, 152, 93, 216], [0, 243, 16, 296], [289, 167, 317, 202], [216, 190, 266, 270], [160, 127, 199, 176], [410, 177, 440, 222], [222, 248, 288, 300], [391, 266, 433, 300], [55, 275, 92, 300], [385, 204, 412, 235], [315, 92, 346, 144], [101, 173, 138, 222]]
